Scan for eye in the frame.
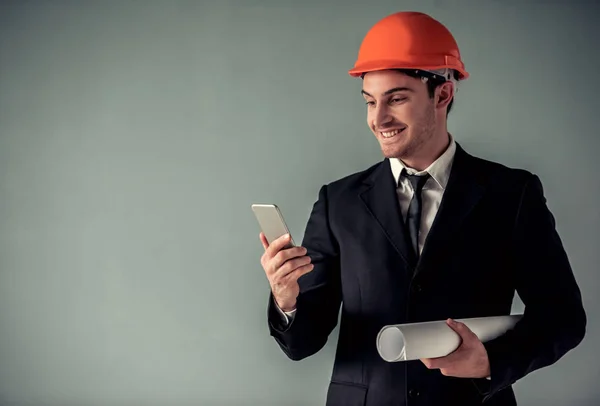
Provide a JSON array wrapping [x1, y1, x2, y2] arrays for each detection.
[[391, 97, 406, 104], [365, 101, 375, 107]]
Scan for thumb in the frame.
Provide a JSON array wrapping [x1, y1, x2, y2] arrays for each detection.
[[446, 319, 477, 343], [259, 232, 269, 250]]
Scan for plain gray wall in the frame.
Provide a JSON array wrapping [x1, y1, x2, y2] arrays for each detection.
[[0, 1, 598, 405]]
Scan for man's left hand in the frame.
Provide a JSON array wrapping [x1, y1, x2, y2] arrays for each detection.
[[420, 318, 491, 379]]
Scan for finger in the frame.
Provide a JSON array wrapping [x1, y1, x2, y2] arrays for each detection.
[[421, 357, 449, 370], [272, 247, 308, 271], [278, 256, 312, 278], [259, 232, 269, 250], [284, 262, 315, 282], [421, 340, 467, 369], [420, 358, 435, 369], [446, 319, 478, 343], [439, 368, 455, 377], [422, 352, 461, 371], [265, 233, 292, 258]]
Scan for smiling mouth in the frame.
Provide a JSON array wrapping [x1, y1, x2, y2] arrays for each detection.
[[380, 128, 406, 139]]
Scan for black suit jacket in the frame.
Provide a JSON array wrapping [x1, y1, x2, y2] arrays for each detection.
[[267, 143, 586, 406]]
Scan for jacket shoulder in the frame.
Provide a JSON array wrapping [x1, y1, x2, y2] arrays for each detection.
[[321, 160, 384, 194], [466, 153, 536, 189]]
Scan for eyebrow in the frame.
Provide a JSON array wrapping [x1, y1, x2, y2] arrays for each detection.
[[361, 87, 413, 97]]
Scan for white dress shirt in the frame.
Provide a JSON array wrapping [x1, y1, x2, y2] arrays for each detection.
[[275, 135, 457, 323]]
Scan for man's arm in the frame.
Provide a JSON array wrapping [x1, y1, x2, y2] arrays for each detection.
[[267, 184, 342, 361], [477, 174, 587, 400]]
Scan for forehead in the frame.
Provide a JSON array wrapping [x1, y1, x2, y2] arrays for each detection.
[[361, 70, 423, 96]]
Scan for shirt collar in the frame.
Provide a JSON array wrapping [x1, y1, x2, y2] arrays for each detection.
[[389, 134, 456, 190]]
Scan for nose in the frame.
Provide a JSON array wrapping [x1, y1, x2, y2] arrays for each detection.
[[372, 104, 393, 130]]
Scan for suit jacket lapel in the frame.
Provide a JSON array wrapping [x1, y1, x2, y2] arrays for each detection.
[[416, 143, 485, 277], [359, 159, 417, 269]]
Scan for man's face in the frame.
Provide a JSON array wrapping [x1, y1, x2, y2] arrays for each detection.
[[361, 70, 446, 162]]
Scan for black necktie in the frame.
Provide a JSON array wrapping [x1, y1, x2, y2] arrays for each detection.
[[400, 170, 430, 260]]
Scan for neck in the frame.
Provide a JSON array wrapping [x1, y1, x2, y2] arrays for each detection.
[[402, 130, 450, 171]]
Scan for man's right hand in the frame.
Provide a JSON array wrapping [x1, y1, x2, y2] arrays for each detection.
[[260, 232, 314, 312]]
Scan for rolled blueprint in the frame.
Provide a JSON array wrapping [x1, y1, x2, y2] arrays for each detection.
[[376, 314, 523, 362]]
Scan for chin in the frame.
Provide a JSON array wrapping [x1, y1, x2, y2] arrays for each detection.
[[381, 149, 405, 160], [379, 143, 408, 159]]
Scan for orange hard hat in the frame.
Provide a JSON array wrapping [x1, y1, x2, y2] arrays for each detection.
[[348, 11, 469, 80]]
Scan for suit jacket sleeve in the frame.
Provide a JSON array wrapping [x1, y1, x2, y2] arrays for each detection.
[[476, 174, 587, 400], [267, 184, 342, 361]]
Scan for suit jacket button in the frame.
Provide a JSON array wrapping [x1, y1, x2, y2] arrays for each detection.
[[409, 389, 420, 398], [413, 284, 422, 293]]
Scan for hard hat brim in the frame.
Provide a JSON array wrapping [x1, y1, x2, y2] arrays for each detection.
[[348, 59, 469, 80]]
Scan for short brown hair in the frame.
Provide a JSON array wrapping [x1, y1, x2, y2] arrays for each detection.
[[395, 69, 457, 116]]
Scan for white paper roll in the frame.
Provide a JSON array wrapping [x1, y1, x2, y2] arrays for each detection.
[[376, 315, 523, 362]]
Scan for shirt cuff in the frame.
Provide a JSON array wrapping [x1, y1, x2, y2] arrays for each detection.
[[274, 300, 297, 324]]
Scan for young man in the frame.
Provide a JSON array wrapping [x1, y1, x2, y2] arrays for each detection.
[[259, 11, 586, 406]]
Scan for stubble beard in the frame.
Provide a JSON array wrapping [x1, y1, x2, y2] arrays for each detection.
[[381, 104, 437, 161]]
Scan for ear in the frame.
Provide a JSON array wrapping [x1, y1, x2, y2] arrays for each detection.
[[435, 81, 454, 110]]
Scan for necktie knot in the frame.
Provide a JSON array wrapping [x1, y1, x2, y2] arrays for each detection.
[[401, 170, 430, 193]]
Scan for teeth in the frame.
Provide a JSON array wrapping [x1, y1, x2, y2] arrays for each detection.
[[382, 129, 402, 138]]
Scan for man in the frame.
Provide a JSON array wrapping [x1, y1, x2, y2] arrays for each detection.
[[259, 11, 586, 406]]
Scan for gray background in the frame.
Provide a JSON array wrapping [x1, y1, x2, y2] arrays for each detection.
[[0, 0, 598, 405]]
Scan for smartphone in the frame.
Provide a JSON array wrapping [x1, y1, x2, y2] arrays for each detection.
[[251, 204, 296, 249]]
